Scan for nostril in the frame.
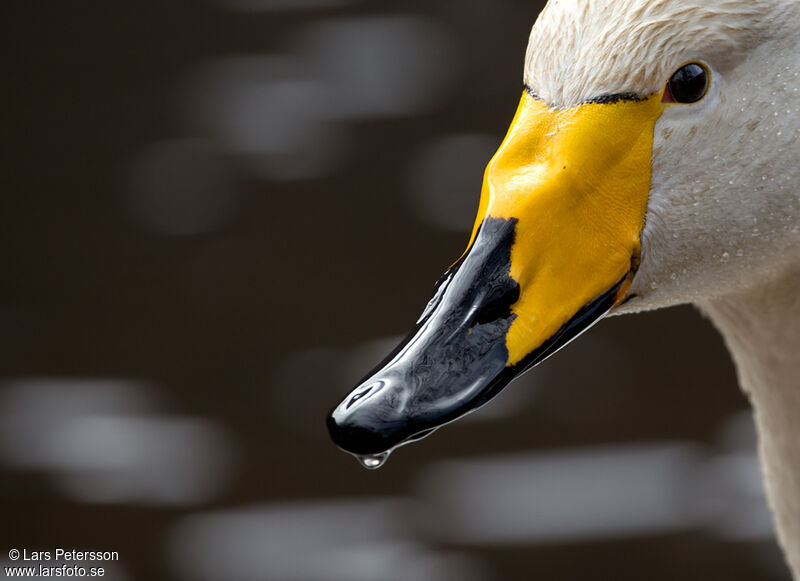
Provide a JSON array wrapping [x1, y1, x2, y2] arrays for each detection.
[[345, 380, 384, 409], [474, 282, 520, 326]]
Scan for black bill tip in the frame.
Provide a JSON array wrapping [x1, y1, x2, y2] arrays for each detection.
[[327, 216, 631, 461]]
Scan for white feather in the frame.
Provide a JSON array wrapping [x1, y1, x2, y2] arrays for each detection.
[[525, 0, 780, 108]]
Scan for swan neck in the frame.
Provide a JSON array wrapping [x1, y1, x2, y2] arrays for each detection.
[[699, 266, 800, 579]]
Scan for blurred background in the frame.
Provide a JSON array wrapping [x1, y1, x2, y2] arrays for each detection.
[[0, 0, 792, 579]]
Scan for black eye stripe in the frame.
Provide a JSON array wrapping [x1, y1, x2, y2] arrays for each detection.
[[587, 92, 648, 105], [667, 62, 710, 104], [524, 86, 649, 106]]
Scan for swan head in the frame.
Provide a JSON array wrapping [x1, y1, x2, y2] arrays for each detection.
[[328, 0, 800, 459]]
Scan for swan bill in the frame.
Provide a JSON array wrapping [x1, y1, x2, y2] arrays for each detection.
[[327, 90, 666, 457]]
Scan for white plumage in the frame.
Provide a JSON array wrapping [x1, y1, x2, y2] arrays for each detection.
[[526, 0, 800, 576], [526, 0, 774, 108]]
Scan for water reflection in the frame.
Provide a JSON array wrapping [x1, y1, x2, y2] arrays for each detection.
[[416, 419, 776, 545], [0, 379, 236, 506], [179, 16, 458, 182], [180, 56, 350, 182], [293, 17, 459, 120], [418, 444, 710, 544], [167, 500, 487, 581]]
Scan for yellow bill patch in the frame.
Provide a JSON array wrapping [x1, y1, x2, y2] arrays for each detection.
[[469, 91, 666, 366]]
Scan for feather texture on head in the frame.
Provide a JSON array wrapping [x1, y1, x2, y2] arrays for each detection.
[[524, 0, 772, 108]]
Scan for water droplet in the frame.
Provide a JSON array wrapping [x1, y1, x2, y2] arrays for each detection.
[[736, 249, 744, 257], [650, 281, 659, 290], [670, 272, 678, 281], [721, 252, 730, 263], [356, 451, 391, 470]]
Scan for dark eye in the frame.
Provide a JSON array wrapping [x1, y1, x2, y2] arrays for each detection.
[[663, 63, 709, 104]]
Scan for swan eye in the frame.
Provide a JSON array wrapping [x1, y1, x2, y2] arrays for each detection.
[[663, 63, 709, 104]]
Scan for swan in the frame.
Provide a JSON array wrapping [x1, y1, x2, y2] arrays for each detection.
[[327, 0, 800, 574]]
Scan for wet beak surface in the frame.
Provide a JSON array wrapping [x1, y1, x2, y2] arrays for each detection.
[[328, 91, 666, 460]]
